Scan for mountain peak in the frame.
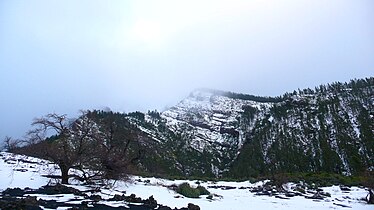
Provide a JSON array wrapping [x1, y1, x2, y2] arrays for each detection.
[[188, 88, 282, 103]]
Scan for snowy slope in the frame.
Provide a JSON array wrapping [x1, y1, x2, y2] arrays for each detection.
[[160, 89, 272, 175], [0, 152, 372, 209], [232, 81, 374, 177], [0, 153, 52, 190], [146, 79, 374, 177], [162, 90, 271, 151], [67, 79, 373, 179]]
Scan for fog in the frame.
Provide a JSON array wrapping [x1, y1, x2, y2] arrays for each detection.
[[1, 0, 373, 139]]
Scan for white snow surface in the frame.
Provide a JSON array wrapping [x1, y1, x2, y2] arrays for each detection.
[[161, 90, 270, 156], [0, 152, 372, 209]]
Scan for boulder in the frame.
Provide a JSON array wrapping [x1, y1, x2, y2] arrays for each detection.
[[144, 195, 158, 209], [187, 203, 200, 210]]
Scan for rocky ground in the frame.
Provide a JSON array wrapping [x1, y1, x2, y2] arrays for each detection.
[[0, 184, 200, 209]]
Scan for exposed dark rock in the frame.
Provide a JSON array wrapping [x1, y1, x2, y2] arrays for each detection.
[[284, 192, 297, 197], [2, 188, 27, 196], [14, 168, 28, 172], [333, 203, 351, 208], [144, 195, 157, 209], [187, 203, 200, 210], [158, 205, 172, 210], [0, 186, 195, 210], [208, 185, 236, 190], [89, 194, 102, 202], [219, 127, 239, 137], [125, 193, 143, 203], [263, 185, 273, 192], [250, 187, 262, 193], [367, 189, 374, 204], [42, 199, 66, 209], [221, 186, 236, 190], [37, 184, 84, 196], [320, 191, 331, 197], [109, 194, 126, 201], [340, 186, 351, 191], [294, 187, 306, 194], [305, 192, 325, 200], [0, 195, 42, 210]]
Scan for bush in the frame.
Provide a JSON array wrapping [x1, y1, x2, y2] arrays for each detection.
[[177, 183, 200, 198], [197, 186, 210, 195], [176, 183, 210, 198]]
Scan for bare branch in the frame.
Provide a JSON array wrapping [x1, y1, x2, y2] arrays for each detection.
[[2, 136, 22, 152]]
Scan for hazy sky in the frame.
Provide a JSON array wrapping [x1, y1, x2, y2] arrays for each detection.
[[1, 0, 373, 139]]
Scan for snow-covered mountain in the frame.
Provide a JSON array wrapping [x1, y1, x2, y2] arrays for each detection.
[[4, 78, 373, 209], [159, 89, 273, 175], [127, 78, 373, 178], [231, 78, 374, 178], [23, 78, 370, 178]]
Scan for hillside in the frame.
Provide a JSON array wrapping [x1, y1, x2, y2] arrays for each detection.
[[126, 77, 374, 178], [230, 78, 374, 178], [11, 78, 374, 179]]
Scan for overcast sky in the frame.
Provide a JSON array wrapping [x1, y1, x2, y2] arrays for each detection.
[[0, 0, 373, 139]]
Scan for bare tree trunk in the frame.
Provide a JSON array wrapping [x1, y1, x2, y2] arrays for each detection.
[[59, 164, 70, 184]]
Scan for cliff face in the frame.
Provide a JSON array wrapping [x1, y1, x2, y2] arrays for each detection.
[[160, 90, 273, 175]]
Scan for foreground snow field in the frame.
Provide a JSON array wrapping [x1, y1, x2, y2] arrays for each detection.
[[0, 152, 372, 209]]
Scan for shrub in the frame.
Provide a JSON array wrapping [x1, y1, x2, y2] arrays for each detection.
[[176, 183, 210, 198], [197, 186, 210, 195], [177, 183, 200, 198]]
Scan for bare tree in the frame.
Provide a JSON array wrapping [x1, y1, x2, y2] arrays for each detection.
[[27, 112, 99, 184], [20, 111, 146, 185], [10, 111, 147, 184], [84, 111, 145, 181], [2, 136, 22, 152]]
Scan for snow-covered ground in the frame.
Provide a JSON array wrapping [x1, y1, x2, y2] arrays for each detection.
[[0, 152, 372, 209]]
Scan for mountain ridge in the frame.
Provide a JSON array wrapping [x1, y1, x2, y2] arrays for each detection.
[[11, 77, 374, 179]]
